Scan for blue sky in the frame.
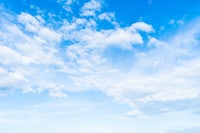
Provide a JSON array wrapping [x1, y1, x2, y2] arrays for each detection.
[[0, 0, 200, 133]]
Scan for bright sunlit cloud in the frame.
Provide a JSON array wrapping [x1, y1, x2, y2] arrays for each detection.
[[0, 0, 200, 133]]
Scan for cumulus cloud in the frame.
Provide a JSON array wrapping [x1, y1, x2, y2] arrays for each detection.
[[130, 22, 154, 32], [106, 19, 200, 115], [60, 21, 153, 49], [57, 0, 76, 13], [1, 1, 200, 117], [98, 12, 115, 22], [18, 12, 62, 43], [80, 0, 102, 17], [0, 45, 34, 65]]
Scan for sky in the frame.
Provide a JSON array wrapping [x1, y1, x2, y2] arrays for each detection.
[[0, 0, 200, 133]]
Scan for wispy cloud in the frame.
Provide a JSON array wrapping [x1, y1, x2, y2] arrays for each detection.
[[0, 0, 200, 120], [80, 0, 102, 17]]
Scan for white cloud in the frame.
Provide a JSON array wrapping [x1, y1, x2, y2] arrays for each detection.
[[18, 12, 41, 32], [0, 46, 35, 65], [18, 12, 62, 43], [98, 12, 115, 22], [39, 27, 62, 43], [168, 19, 184, 26], [129, 22, 154, 32], [169, 19, 175, 24], [83, 28, 144, 49], [148, 37, 166, 47], [49, 90, 68, 98], [60, 0, 76, 13], [57, 0, 75, 5], [0, 66, 28, 91], [103, 28, 144, 48], [80, 0, 101, 17], [105, 19, 200, 112], [1, 1, 200, 117], [60, 21, 153, 49]]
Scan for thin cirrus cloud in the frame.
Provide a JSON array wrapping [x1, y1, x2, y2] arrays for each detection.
[[0, 0, 200, 118]]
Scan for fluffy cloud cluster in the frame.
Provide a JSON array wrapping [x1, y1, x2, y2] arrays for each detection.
[[1, 0, 200, 116]]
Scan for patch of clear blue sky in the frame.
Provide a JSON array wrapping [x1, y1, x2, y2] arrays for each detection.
[[107, 0, 200, 26]]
